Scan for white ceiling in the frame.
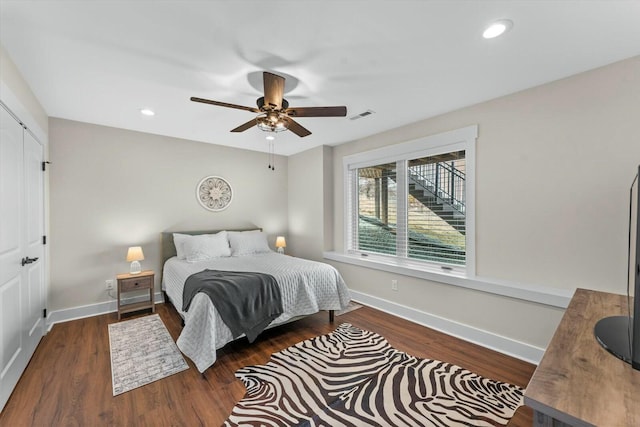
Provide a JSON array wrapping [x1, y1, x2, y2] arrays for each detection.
[[1, 1, 639, 156]]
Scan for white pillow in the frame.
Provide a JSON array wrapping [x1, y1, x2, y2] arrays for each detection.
[[183, 231, 231, 263], [173, 233, 191, 260], [227, 230, 271, 256]]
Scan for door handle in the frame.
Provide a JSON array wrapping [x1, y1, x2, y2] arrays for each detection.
[[21, 257, 39, 266]]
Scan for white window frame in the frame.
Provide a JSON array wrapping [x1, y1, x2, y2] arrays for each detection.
[[343, 125, 477, 278]]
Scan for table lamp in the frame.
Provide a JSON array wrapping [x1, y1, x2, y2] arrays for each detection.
[[275, 236, 286, 254], [126, 246, 144, 274]]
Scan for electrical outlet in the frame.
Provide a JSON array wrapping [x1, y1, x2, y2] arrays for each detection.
[[391, 279, 398, 291], [105, 279, 114, 290]]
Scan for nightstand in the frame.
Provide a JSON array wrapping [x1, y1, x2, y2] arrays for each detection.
[[116, 270, 155, 320]]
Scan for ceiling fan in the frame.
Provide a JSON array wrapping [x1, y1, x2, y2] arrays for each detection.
[[191, 71, 347, 138]]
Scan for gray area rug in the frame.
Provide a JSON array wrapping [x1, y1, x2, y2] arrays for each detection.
[[108, 314, 188, 396]]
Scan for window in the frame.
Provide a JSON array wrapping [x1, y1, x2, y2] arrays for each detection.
[[344, 126, 476, 275], [407, 152, 466, 264], [357, 162, 398, 256]]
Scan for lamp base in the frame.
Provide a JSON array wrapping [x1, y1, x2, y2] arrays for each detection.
[[130, 260, 141, 275], [277, 247, 285, 254]]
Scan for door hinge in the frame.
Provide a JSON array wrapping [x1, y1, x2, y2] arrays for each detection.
[[43, 308, 47, 318], [43, 235, 47, 245], [42, 161, 51, 171]]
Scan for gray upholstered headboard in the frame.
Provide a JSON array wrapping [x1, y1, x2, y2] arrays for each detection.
[[161, 228, 261, 265]]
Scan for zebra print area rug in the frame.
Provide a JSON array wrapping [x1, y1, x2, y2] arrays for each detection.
[[224, 323, 524, 427]]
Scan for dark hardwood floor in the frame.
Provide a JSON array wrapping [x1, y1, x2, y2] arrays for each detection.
[[0, 302, 535, 426]]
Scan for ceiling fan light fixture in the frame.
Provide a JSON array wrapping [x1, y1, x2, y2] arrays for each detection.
[[256, 112, 288, 133]]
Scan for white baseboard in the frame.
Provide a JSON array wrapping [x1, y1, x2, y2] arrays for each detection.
[[46, 292, 165, 331], [46, 289, 544, 364], [350, 289, 544, 364]]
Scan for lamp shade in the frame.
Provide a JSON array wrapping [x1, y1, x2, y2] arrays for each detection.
[[126, 246, 144, 262], [275, 236, 286, 248]]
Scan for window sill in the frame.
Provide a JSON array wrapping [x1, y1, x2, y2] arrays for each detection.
[[323, 251, 573, 308]]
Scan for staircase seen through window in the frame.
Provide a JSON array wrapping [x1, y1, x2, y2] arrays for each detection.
[[356, 151, 466, 266]]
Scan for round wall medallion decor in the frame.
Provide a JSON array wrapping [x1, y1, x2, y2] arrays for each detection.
[[196, 176, 233, 211]]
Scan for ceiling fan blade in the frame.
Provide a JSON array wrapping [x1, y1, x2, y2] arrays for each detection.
[[284, 117, 312, 137], [285, 106, 347, 117], [263, 72, 285, 109], [230, 118, 258, 133], [190, 97, 259, 113]]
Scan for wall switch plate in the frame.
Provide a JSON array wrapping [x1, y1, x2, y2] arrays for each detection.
[[391, 279, 398, 291], [105, 279, 114, 290]]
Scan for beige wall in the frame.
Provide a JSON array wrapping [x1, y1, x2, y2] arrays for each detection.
[[49, 118, 288, 312], [0, 44, 48, 136], [288, 145, 333, 261], [328, 56, 640, 349], [322, 145, 334, 252]]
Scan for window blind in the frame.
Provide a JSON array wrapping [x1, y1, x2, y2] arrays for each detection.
[[348, 152, 466, 267]]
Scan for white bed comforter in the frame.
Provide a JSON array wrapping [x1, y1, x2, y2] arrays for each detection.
[[162, 252, 351, 372]]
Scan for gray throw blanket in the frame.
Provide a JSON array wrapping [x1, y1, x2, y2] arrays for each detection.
[[182, 269, 283, 343]]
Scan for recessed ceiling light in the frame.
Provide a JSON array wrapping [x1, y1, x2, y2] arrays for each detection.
[[265, 134, 275, 141], [140, 108, 155, 116], [483, 19, 513, 39]]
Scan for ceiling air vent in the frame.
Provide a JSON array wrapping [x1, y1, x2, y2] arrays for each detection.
[[349, 110, 375, 121]]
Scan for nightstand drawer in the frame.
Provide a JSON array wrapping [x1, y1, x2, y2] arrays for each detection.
[[119, 276, 152, 292], [116, 270, 155, 320]]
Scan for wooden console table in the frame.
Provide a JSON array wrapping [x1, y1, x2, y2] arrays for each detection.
[[525, 288, 640, 426]]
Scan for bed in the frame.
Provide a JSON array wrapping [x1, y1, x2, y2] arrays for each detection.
[[161, 229, 351, 372]]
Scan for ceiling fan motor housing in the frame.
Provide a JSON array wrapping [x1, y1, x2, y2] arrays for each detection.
[[256, 96, 289, 111]]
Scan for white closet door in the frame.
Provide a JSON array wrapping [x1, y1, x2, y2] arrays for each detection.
[[23, 130, 44, 358], [0, 105, 27, 410], [0, 105, 45, 410]]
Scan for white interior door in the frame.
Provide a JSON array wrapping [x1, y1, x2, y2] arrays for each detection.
[[22, 130, 44, 358], [0, 105, 27, 410], [0, 105, 45, 411]]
